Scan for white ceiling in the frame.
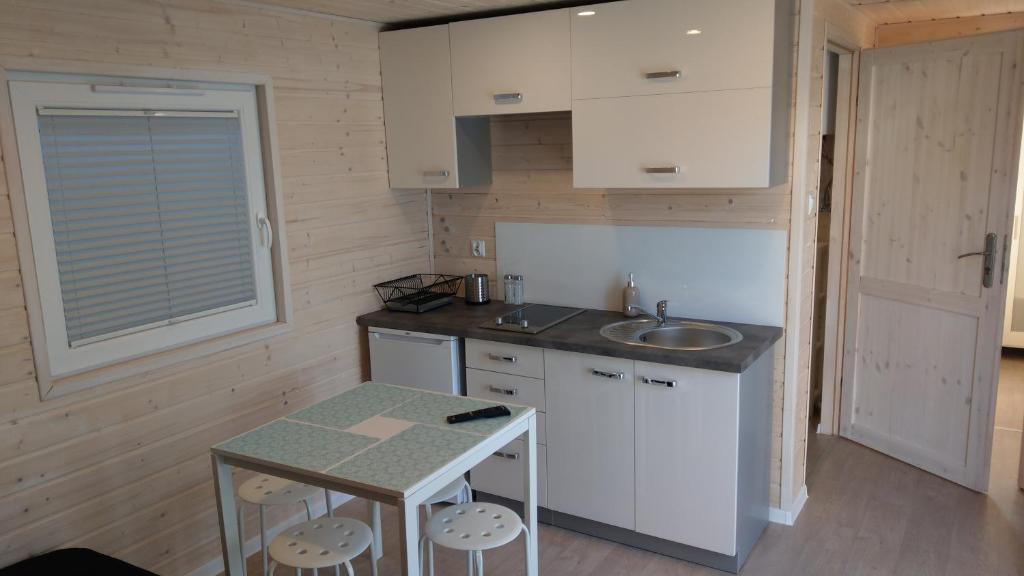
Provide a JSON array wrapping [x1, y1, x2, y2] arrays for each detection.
[[845, 0, 1024, 24], [250, 0, 1024, 26]]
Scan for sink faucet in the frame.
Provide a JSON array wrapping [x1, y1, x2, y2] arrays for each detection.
[[656, 300, 669, 325], [626, 300, 670, 326]]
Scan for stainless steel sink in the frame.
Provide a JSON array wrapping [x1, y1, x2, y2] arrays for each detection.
[[600, 319, 743, 351]]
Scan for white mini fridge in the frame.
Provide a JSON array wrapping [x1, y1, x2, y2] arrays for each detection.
[[368, 327, 461, 395]]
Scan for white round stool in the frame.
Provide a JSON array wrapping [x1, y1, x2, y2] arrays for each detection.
[[420, 502, 530, 576], [268, 517, 376, 576], [238, 476, 323, 576], [421, 477, 472, 576]]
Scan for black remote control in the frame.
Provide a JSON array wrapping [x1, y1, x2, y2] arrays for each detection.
[[446, 405, 512, 424]]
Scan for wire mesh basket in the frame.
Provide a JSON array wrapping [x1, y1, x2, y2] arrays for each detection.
[[373, 274, 463, 313]]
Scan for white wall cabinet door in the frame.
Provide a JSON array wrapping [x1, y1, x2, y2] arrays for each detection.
[[573, 89, 772, 189], [634, 361, 739, 556], [380, 25, 490, 189], [450, 9, 571, 116], [571, 0, 777, 100], [545, 350, 635, 529]]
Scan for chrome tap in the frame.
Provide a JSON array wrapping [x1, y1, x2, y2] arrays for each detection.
[[625, 300, 670, 326], [656, 300, 669, 325]]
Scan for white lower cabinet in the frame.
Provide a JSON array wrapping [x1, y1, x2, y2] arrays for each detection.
[[471, 439, 548, 507], [634, 361, 740, 556], [545, 350, 635, 529]]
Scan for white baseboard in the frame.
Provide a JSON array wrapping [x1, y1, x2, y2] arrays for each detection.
[[768, 484, 808, 526], [188, 492, 354, 576]]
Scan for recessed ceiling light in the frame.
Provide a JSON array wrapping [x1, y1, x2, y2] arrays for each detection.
[[686, 29, 702, 35], [577, 10, 596, 16]]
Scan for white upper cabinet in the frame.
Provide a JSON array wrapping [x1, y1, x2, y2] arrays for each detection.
[[450, 9, 571, 116], [571, 0, 777, 99], [573, 88, 772, 189], [380, 25, 490, 189], [571, 0, 793, 188]]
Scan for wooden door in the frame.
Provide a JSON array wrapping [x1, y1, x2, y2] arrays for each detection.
[[842, 32, 1024, 491], [545, 350, 634, 529]]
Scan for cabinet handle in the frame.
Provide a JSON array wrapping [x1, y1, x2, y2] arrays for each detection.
[[487, 353, 518, 364], [645, 70, 682, 80], [487, 385, 519, 397], [423, 169, 450, 178], [641, 376, 677, 388], [492, 450, 520, 461], [493, 92, 523, 104], [591, 369, 625, 380], [644, 166, 680, 174]]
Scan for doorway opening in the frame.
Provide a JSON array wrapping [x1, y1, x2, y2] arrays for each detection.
[[996, 107, 1024, 494], [809, 44, 855, 443]]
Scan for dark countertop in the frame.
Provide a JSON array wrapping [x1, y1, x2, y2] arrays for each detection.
[[356, 300, 782, 374]]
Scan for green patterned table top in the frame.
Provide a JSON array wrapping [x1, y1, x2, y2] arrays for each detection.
[[214, 382, 533, 496]]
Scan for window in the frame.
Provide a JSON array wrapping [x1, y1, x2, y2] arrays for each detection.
[[9, 75, 281, 380]]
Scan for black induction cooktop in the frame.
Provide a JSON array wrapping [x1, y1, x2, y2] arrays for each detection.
[[481, 304, 585, 334]]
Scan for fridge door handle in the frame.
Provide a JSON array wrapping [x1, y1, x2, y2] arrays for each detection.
[[372, 332, 448, 346]]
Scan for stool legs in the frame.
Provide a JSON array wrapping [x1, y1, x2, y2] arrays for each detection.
[[424, 504, 434, 576], [260, 505, 269, 576]]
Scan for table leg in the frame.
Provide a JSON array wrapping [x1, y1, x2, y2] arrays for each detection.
[[371, 500, 383, 562], [212, 454, 245, 576], [397, 498, 421, 576], [523, 415, 539, 576]]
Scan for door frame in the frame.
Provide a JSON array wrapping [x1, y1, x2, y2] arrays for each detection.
[[839, 30, 1024, 491], [817, 41, 858, 436]]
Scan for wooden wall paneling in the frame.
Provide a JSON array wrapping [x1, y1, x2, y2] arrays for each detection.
[[875, 11, 1024, 47], [0, 0, 429, 572]]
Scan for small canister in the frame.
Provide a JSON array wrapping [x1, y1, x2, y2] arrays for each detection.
[[465, 274, 490, 305]]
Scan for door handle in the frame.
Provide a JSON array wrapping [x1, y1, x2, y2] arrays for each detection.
[[592, 369, 625, 380], [958, 232, 997, 288], [487, 353, 518, 364], [640, 376, 677, 388]]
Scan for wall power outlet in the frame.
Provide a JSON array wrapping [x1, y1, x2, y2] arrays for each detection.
[[471, 239, 486, 258]]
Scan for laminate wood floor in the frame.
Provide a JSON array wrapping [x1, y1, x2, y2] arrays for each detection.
[[232, 362, 1024, 576]]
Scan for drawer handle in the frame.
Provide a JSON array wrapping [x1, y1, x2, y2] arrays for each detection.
[[493, 92, 523, 104], [423, 169, 450, 178], [487, 353, 518, 364], [641, 376, 677, 388], [645, 70, 682, 80], [644, 166, 680, 174], [492, 450, 520, 461], [488, 385, 519, 397], [592, 369, 625, 380]]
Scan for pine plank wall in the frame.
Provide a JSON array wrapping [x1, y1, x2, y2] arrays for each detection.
[[0, 1, 429, 573]]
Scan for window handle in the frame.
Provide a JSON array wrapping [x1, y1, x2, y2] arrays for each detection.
[[257, 213, 273, 250]]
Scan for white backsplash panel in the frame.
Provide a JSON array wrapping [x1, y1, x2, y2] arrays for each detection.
[[496, 222, 786, 327]]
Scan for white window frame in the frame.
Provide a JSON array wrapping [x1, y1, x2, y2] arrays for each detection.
[[0, 64, 292, 399]]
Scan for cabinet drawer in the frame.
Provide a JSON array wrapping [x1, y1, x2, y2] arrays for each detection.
[[572, 89, 772, 189], [451, 9, 571, 116], [572, 0, 777, 100], [471, 439, 547, 508], [466, 339, 544, 379], [467, 368, 546, 415]]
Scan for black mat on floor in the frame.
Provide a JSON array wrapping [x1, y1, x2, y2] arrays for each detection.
[[0, 548, 158, 576]]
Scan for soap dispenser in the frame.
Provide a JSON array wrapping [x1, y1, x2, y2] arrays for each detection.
[[623, 273, 640, 317]]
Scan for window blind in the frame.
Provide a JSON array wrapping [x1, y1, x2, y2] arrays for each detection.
[[38, 111, 258, 346]]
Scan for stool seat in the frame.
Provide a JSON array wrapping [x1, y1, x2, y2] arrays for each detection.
[[424, 476, 470, 506], [269, 518, 372, 570], [425, 503, 522, 552], [238, 475, 320, 507]]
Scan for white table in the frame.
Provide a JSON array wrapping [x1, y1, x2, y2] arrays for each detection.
[[211, 381, 539, 576]]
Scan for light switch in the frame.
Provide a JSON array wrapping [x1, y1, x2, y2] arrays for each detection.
[[471, 239, 487, 258]]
